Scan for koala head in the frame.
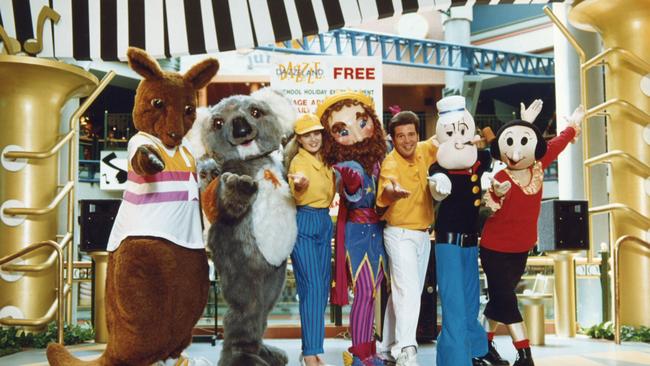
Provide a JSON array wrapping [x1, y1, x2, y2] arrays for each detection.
[[204, 94, 284, 163]]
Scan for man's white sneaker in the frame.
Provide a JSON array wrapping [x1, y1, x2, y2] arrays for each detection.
[[378, 351, 396, 364], [395, 346, 418, 366]]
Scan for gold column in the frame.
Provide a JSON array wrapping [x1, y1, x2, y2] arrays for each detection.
[[0, 56, 97, 332], [569, 0, 650, 327], [518, 294, 551, 346], [90, 252, 109, 343], [549, 251, 578, 337]]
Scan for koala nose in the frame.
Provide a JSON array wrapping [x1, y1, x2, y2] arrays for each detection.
[[232, 116, 252, 138]]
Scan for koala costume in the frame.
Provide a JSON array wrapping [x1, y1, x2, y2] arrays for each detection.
[[199, 89, 297, 366]]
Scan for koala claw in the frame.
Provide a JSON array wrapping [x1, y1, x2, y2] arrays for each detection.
[[222, 173, 258, 195]]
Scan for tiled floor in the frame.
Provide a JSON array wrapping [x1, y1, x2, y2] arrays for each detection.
[[2, 335, 649, 366]]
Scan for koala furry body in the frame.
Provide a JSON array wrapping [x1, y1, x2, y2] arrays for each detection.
[[201, 91, 297, 366]]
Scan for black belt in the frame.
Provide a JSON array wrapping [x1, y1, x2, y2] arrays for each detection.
[[435, 232, 478, 247]]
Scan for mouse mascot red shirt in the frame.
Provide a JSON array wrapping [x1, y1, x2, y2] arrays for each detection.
[[479, 105, 584, 366]]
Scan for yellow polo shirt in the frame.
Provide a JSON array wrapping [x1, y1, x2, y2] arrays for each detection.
[[377, 140, 437, 230], [289, 148, 335, 208]]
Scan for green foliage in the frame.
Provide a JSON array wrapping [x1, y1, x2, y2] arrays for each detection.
[[0, 322, 94, 357], [0, 327, 21, 357], [583, 321, 650, 343]]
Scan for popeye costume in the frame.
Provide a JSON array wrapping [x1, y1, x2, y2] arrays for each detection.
[[429, 148, 491, 365]]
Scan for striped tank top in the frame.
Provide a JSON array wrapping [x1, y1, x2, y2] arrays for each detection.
[[107, 132, 203, 251]]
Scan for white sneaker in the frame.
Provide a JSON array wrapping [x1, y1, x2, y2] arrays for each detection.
[[378, 351, 396, 364], [395, 346, 418, 366], [156, 354, 213, 366], [299, 354, 335, 366]]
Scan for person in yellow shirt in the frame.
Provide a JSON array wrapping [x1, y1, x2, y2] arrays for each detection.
[[376, 111, 446, 366], [287, 113, 336, 366]]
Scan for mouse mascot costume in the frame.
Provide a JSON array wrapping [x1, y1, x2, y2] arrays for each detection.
[[318, 91, 387, 366], [426, 95, 491, 366], [478, 105, 584, 366]]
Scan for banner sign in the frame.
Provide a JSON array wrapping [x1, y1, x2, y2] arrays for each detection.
[[271, 54, 383, 121]]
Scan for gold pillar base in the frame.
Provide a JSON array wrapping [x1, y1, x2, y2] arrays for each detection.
[[90, 252, 109, 343], [549, 251, 579, 337], [518, 295, 550, 346]]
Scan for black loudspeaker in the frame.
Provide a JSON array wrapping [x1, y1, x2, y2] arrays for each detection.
[[79, 199, 121, 252], [537, 200, 589, 252]]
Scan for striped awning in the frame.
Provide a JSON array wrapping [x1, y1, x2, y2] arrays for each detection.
[[1, 0, 564, 61]]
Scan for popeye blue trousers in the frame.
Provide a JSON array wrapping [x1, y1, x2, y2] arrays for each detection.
[[435, 244, 488, 366]]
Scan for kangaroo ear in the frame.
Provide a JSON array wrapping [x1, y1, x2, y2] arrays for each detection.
[[184, 58, 220, 90], [127, 47, 164, 80]]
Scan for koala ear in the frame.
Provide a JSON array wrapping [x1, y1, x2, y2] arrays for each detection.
[[127, 47, 163, 80], [250, 88, 296, 136], [184, 58, 220, 90]]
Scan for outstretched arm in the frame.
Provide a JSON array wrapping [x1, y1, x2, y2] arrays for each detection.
[[540, 105, 584, 168], [377, 158, 410, 207], [332, 161, 365, 203]]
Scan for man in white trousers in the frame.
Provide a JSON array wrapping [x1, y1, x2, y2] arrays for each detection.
[[376, 111, 449, 366]]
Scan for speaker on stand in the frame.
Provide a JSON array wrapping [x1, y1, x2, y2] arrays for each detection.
[[536, 199, 589, 338]]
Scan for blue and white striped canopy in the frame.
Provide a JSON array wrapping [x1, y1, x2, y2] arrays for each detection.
[[0, 0, 564, 61]]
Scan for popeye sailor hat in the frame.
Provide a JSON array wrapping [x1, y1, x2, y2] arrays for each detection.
[[436, 95, 467, 125]]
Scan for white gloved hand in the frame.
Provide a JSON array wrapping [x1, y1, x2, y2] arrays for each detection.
[[490, 178, 511, 197], [520, 99, 543, 123], [428, 173, 452, 201], [565, 105, 585, 142]]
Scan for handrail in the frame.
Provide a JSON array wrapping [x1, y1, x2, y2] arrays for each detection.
[[61, 71, 114, 321], [584, 150, 650, 176], [2, 181, 73, 216], [1, 232, 71, 272], [614, 235, 650, 344], [589, 203, 650, 227], [0, 240, 65, 343], [586, 98, 650, 126], [544, 7, 586, 61], [0, 284, 69, 327], [71, 72, 115, 130], [526, 256, 601, 267], [3, 130, 75, 160], [583, 47, 650, 75], [0, 298, 58, 326]]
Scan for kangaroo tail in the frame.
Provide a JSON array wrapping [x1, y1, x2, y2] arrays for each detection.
[[46, 343, 105, 366]]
